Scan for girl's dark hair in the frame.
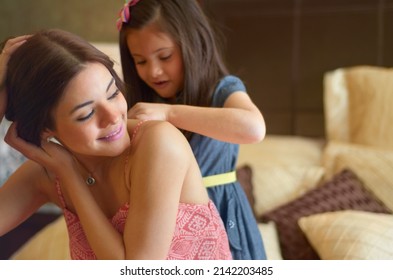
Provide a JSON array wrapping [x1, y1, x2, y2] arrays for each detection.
[[119, 0, 228, 109], [5, 29, 124, 146]]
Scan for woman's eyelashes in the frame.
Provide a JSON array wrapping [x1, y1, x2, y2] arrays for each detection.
[[108, 89, 120, 99], [77, 110, 94, 122], [76, 88, 120, 122]]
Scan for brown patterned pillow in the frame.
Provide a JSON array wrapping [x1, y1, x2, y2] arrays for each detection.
[[260, 169, 392, 260], [236, 165, 255, 215]]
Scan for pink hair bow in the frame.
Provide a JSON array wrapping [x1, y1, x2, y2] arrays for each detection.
[[116, 0, 141, 31]]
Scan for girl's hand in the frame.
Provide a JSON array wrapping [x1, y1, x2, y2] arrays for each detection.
[[4, 122, 76, 177], [127, 102, 170, 121], [0, 35, 31, 121]]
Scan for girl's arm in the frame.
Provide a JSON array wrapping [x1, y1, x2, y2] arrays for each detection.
[[128, 92, 266, 144]]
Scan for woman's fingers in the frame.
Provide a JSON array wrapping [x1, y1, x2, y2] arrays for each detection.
[[1, 35, 31, 55], [4, 122, 46, 161]]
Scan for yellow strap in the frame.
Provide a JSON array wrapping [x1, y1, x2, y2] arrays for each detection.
[[203, 171, 237, 188]]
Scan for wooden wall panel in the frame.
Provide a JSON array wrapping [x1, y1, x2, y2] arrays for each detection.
[[205, 0, 393, 136]]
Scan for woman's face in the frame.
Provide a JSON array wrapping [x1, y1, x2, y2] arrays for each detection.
[[126, 23, 184, 100], [49, 62, 129, 157]]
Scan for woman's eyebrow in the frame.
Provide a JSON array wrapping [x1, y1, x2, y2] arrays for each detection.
[[106, 77, 114, 92], [69, 101, 94, 115]]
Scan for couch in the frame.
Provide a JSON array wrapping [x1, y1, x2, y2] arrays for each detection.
[[2, 43, 393, 260]]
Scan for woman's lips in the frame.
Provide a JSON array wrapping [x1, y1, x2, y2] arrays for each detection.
[[99, 124, 124, 142]]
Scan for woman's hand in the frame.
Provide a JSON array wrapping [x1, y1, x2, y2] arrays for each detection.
[[127, 102, 170, 121], [0, 35, 31, 122], [4, 122, 76, 177]]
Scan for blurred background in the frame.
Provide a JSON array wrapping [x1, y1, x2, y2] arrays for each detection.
[[1, 0, 392, 137], [1, 0, 393, 261], [0, 0, 121, 41]]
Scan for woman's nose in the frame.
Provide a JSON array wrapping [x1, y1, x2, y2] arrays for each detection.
[[99, 105, 119, 127]]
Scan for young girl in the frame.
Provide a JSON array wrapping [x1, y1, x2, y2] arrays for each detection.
[[117, 0, 267, 259], [0, 29, 231, 260]]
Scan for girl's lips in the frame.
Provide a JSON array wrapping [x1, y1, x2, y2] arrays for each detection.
[[153, 80, 169, 88], [98, 124, 124, 142]]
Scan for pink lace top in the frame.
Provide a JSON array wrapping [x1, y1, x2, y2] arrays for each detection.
[[55, 121, 232, 260]]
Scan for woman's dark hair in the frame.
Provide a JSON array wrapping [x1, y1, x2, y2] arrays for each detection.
[[119, 0, 228, 109], [5, 29, 124, 146]]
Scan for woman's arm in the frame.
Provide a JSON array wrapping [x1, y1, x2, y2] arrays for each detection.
[[0, 161, 50, 237], [5, 122, 125, 259], [128, 92, 266, 144], [0, 36, 30, 123], [123, 121, 194, 259], [62, 121, 196, 259]]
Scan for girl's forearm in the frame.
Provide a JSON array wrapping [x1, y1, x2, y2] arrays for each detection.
[[168, 105, 265, 144]]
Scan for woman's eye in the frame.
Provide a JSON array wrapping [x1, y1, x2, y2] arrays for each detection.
[[77, 110, 94, 122], [108, 89, 120, 100], [135, 60, 146, 65]]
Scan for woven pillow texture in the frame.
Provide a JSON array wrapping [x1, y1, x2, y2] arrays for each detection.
[[299, 210, 393, 260], [260, 169, 391, 260]]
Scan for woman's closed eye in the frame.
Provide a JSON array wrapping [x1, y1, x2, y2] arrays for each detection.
[[76, 89, 120, 121], [135, 59, 146, 65], [108, 88, 120, 100], [77, 110, 94, 122]]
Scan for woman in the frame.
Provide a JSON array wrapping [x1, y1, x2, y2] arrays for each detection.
[[0, 29, 231, 260]]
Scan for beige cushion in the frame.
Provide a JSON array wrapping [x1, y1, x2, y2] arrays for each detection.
[[238, 135, 325, 215], [11, 216, 70, 260], [299, 210, 393, 260], [257, 222, 282, 260], [324, 68, 350, 142], [260, 169, 390, 260], [322, 141, 393, 211], [324, 66, 393, 150]]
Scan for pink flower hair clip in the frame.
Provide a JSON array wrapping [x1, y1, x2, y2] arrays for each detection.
[[116, 0, 141, 31]]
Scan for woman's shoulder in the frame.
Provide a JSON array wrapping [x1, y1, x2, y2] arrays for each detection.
[[127, 120, 186, 150], [127, 119, 178, 139], [126, 120, 191, 174]]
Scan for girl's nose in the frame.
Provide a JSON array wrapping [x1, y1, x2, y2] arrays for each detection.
[[150, 62, 163, 78]]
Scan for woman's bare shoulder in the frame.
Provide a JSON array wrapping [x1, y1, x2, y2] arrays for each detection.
[[128, 119, 183, 142], [127, 119, 190, 159]]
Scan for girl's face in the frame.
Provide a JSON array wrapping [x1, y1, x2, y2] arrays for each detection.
[[49, 62, 130, 157], [126, 24, 184, 100]]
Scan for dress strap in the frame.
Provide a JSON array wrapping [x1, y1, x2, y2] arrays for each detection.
[[124, 120, 149, 175], [131, 120, 149, 143], [55, 178, 67, 209]]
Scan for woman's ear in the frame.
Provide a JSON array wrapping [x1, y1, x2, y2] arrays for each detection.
[[41, 129, 56, 143]]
